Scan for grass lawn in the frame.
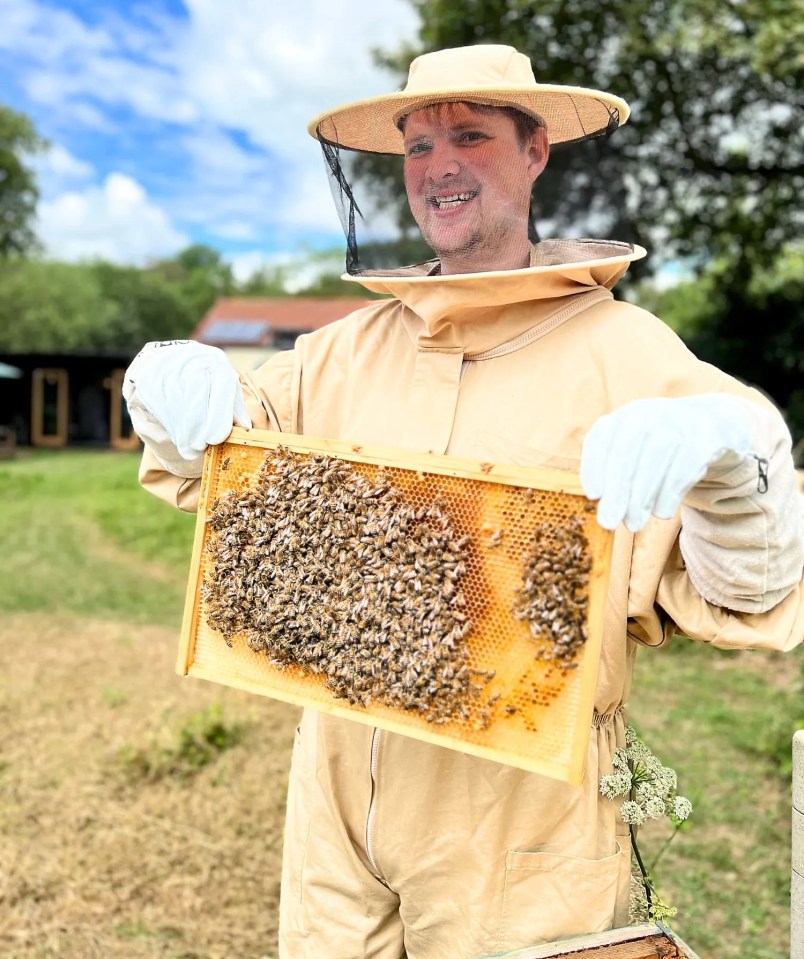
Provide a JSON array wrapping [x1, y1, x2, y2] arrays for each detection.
[[0, 448, 195, 624], [0, 449, 801, 958], [630, 640, 801, 958]]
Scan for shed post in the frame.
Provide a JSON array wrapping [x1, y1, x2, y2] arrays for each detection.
[[793, 730, 804, 959]]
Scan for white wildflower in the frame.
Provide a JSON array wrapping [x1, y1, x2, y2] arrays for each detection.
[[611, 747, 630, 773], [644, 795, 666, 819], [643, 753, 664, 777], [620, 800, 646, 826], [672, 796, 692, 821], [635, 781, 656, 801], [601, 726, 690, 926], [599, 776, 619, 799], [628, 741, 653, 764], [653, 766, 677, 795], [600, 771, 631, 799]]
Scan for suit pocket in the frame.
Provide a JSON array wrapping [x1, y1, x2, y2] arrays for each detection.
[[498, 843, 622, 950]]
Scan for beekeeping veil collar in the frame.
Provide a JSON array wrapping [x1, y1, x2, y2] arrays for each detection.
[[307, 44, 630, 276]]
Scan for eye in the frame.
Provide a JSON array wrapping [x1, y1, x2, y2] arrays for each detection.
[[405, 141, 432, 157], [459, 131, 488, 144]]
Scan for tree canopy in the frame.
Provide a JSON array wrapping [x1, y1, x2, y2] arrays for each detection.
[[0, 260, 194, 353], [148, 244, 236, 319], [634, 251, 804, 449], [0, 243, 376, 356], [0, 104, 46, 259]]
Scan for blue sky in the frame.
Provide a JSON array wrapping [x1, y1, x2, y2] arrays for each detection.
[[0, 0, 420, 278]]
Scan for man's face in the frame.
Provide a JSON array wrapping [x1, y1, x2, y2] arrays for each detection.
[[402, 102, 546, 271]]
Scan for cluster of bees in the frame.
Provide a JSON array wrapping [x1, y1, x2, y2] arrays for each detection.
[[512, 514, 592, 669], [202, 447, 481, 724]]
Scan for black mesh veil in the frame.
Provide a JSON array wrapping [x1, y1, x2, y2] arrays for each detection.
[[315, 96, 621, 277]]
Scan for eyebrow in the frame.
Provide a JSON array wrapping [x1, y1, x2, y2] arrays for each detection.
[[405, 121, 492, 140]]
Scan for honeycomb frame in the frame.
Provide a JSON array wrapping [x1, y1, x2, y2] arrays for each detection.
[[178, 427, 614, 785]]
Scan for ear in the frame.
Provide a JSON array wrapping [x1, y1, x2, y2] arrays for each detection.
[[526, 127, 549, 183]]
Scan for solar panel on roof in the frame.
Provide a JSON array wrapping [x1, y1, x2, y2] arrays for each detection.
[[203, 320, 270, 345]]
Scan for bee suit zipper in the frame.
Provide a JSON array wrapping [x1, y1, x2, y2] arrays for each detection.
[[366, 727, 389, 885]]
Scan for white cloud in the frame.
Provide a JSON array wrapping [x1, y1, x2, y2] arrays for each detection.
[[37, 143, 94, 180], [227, 248, 346, 290], [167, 125, 344, 239], [6, 0, 417, 143], [0, 0, 112, 61], [30, 143, 96, 207], [214, 221, 260, 241], [63, 101, 115, 132], [37, 172, 189, 264], [228, 250, 277, 283], [4, 0, 420, 261]]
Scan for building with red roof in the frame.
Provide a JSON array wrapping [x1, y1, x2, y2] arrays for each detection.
[[193, 297, 374, 371]]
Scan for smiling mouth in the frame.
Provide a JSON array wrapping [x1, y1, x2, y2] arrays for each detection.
[[429, 191, 478, 210]]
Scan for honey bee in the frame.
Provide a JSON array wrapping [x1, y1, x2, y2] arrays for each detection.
[[203, 445, 481, 722]]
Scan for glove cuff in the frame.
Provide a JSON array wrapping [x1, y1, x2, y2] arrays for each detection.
[[145, 439, 205, 480]]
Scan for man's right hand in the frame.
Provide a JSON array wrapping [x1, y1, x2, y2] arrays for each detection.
[[122, 340, 251, 478]]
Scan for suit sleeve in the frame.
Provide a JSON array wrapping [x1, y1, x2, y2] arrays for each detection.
[[679, 395, 804, 614]]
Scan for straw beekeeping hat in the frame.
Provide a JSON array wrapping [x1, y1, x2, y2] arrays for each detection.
[[308, 44, 630, 154]]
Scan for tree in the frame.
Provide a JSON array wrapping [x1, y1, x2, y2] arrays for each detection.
[[358, 0, 801, 274], [680, 255, 804, 454], [633, 249, 804, 452], [238, 263, 290, 297], [0, 104, 46, 258], [0, 260, 195, 353], [293, 272, 387, 299], [148, 244, 235, 320], [0, 261, 114, 351], [92, 262, 196, 347], [232, 246, 389, 298]]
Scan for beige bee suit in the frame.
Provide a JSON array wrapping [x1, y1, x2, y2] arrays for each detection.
[[140, 241, 804, 958]]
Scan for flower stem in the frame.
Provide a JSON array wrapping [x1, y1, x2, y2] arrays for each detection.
[[630, 823, 654, 914], [649, 823, 680, 873]]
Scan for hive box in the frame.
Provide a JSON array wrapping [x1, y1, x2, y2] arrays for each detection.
[[482, 922, 701, 958]]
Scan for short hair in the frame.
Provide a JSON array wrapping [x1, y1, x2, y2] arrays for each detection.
[[396, 101, 545, 150]]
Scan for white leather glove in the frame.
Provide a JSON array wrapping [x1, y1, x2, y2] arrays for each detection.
[[123, 340, 251, 478], [580, 394, 757, 532]]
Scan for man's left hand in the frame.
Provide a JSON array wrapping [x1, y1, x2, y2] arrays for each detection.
[[581, 394, 756, 532]]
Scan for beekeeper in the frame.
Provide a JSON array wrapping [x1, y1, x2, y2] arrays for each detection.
[[123, 45, 804, 959]]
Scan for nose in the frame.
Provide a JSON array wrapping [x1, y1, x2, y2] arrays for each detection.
[[428, 141, 461, 179]]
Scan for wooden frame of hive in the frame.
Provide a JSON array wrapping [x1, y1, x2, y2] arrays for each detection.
[[178, 427, 614, 785], [485, 922, 701, 958]]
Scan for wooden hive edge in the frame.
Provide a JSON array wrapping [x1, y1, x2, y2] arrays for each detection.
[[480, 923, 700, 959], [224, 426, 586, 493]]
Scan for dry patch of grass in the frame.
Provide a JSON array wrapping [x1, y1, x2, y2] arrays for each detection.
[[0, 613, 299, 959]]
